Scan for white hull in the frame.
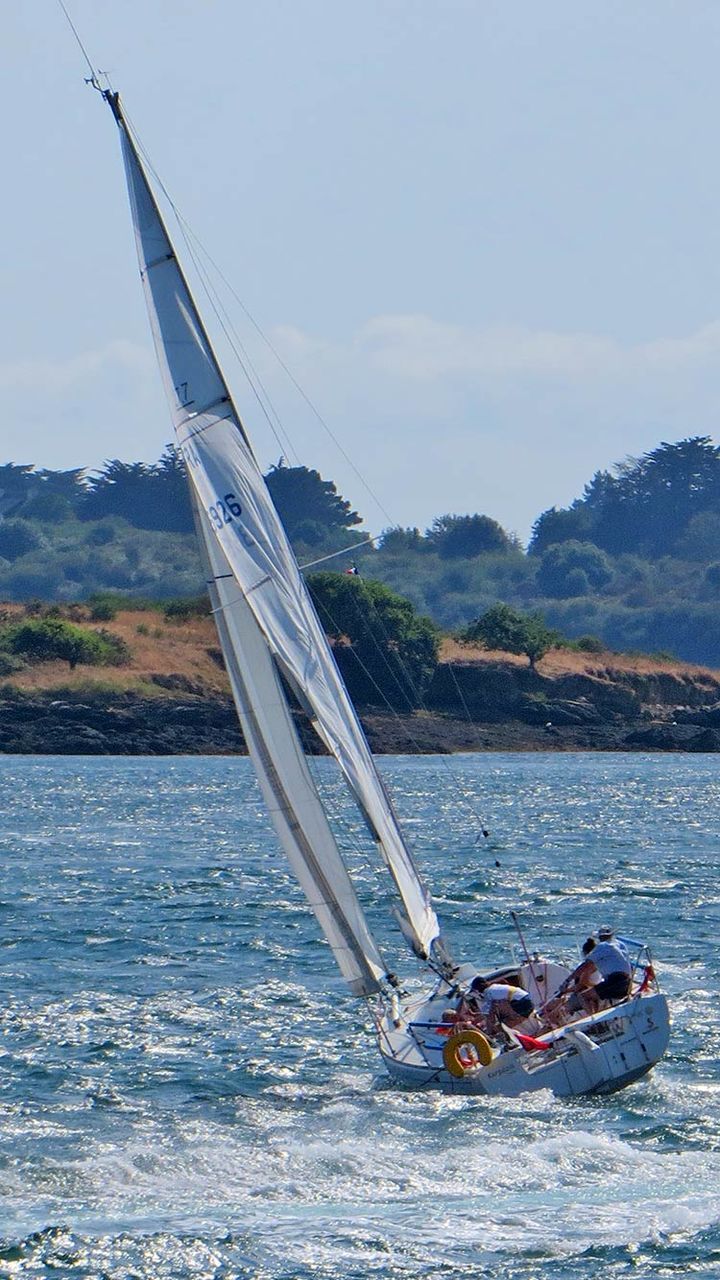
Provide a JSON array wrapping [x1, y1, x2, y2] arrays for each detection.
[[378, 990, 670, 1099]]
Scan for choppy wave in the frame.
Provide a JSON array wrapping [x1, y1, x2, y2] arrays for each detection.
[[0, 753, 719, 1277]]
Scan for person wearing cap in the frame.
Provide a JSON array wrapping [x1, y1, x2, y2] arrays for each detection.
[[598, 925, 629, 957], [563, 926, 632, 1014], [466, 976, 535, 1035]]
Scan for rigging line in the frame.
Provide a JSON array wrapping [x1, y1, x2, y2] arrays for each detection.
[[119, 106, 299, 468], [114, 96, 492, 849], [299, 535, 377, 571], [121, 104, 408, 564], [445, 654, 482, 728], [313, 572, 426, 714], [176, 220, 295, 465], [121, 109, 297, 466], [342, 585, 493, 840], [348, 589, 422, 710], [313, 593, 418, 717], [176, 225, 299, 467], [350, 585, 425, 708], [56, 0, 98, 81], [178, 226, 399, 530], [305, 568, 423, 716], [118, 111, 395, 532], [309, 580, 492, 846], [304, 754, 370, 865], [303, 746, 414, 963], [121, 107, 403, 735]]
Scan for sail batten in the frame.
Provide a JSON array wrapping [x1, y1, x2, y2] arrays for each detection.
[[108, 92, 443, 973]]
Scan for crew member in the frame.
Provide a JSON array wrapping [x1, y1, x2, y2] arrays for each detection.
[[564, 926, 631, 1014], [467, 976, 535, 1035]]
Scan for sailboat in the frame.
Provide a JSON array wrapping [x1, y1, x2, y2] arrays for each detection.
[[99, 85, 669, 1098]]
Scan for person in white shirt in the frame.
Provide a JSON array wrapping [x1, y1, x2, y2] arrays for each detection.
[[467, 976, 535, 1035], [564, 926, 632, 1014]]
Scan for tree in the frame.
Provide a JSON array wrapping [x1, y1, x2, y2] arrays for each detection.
[[0, 464, 37, 517], [536, 541, 613, 598], [0, 519, 44, 562], [675, 512, 720, 561], [0, 618, 129, 670], [426, 513, 512, 558], [266, 461, 362, 543], [379, 526, 425, 554], [462, 603, 558, 669], [529, 505, 592, 555], [308, 571, 439, 708], [16, 468, 86, 522], [81, 446, 194, 532], [34, 467, 86, 501], [530, 438, 720, 557]]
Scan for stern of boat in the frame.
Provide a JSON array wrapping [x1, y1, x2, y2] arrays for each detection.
[[376, 986, 670, 1099]]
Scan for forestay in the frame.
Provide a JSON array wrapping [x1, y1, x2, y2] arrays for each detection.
[[107, 92, 442, 967]]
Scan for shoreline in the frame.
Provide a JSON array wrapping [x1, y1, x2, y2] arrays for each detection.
[[3, 621, 720, 755], [1, 691, 718, 755]]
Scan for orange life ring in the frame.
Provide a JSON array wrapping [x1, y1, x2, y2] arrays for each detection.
[[442, 1028, 494, 1077]]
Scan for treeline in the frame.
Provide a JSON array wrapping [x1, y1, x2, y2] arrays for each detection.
[[369, 438, 720, 667], [4, 437, 720, 665], [0, 450, 359, 542], [0, 452, 360, 603]]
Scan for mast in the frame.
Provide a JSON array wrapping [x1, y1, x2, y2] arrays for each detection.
[[102, 89, 449, 976]]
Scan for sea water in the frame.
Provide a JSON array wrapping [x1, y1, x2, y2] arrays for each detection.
[[0, 752, 717, 1279]]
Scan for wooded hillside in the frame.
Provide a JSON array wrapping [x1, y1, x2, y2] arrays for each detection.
[[2, 436, 720, 665]]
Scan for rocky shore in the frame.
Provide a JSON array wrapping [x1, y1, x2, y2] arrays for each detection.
[[3, 655, 720, 754]]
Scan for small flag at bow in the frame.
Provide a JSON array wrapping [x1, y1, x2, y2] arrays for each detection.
[[515, 1031, 552, 1053]]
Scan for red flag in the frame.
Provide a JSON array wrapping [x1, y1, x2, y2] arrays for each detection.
[[515, 1031, 551, 1053], [637, 964, 655, 995]]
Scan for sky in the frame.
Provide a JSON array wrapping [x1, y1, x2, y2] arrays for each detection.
[[4, 0, 720, 542]]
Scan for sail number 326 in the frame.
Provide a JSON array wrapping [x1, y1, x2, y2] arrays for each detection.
[[208, 493, 242, 529]]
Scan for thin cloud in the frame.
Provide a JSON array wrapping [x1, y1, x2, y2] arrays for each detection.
[[351, 315, 720, 382], [0, 340, 153, 396]]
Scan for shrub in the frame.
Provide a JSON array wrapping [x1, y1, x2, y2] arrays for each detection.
[[0, 619, 130, 670], [0, 519, 44, 562], [0, 652, 25, 676], [94, 629, 131, 665], [87, 593, 119, 621], [86, 522, 118, 547], [575, 635, 605, 654], [537, 541, 613, 598], [462, 603, 559, 669], [308, 572, 439, 708], [163, 594, 210, 622]]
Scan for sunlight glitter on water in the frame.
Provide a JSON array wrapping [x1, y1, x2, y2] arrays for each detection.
[[0, 753, 720, 1278]]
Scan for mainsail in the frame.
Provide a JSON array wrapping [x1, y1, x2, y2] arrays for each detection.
[[105, 90, 443, 977]]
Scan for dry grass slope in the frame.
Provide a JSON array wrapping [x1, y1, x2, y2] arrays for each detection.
[[3, 604, 719, 700], [1, 607, 228, 697]]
